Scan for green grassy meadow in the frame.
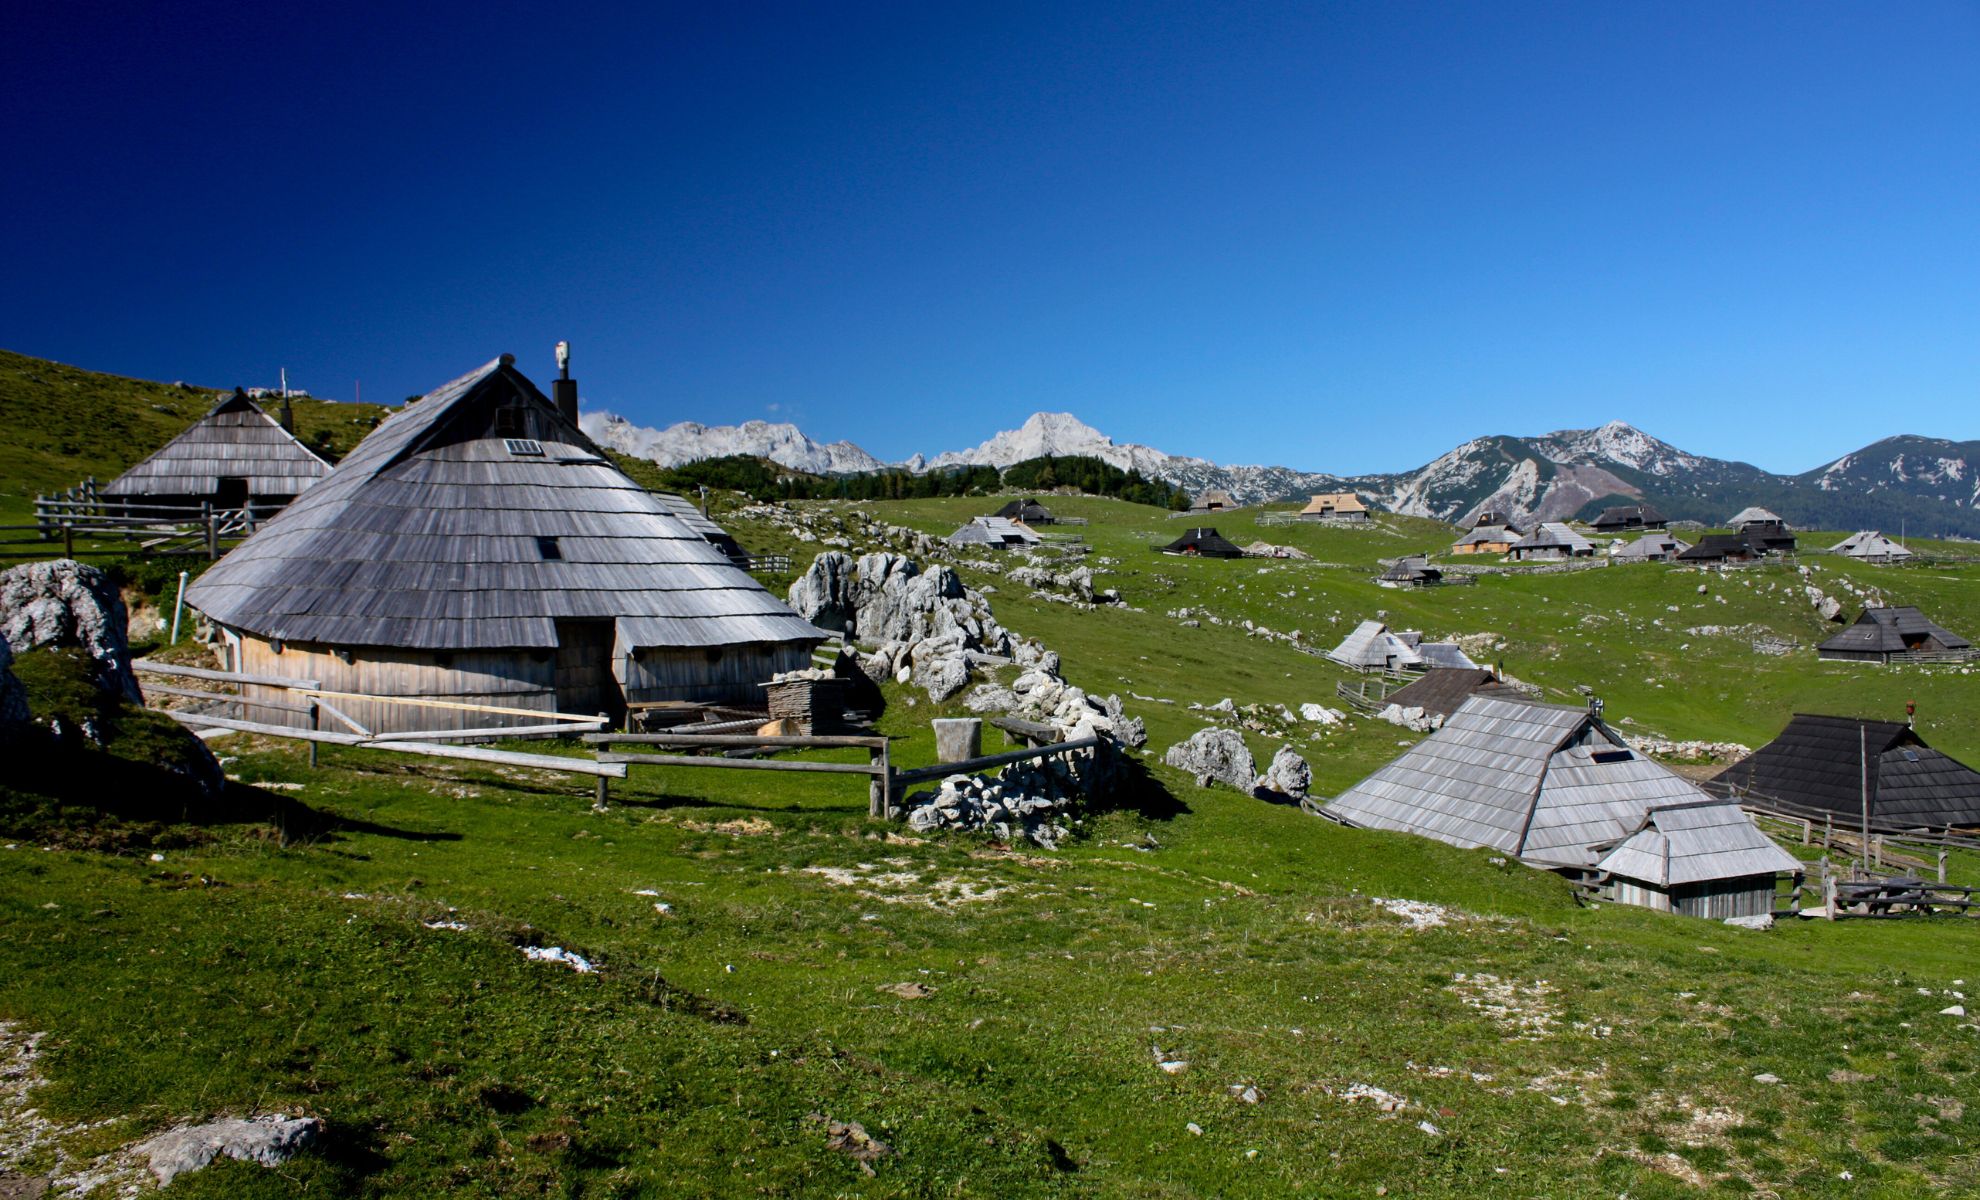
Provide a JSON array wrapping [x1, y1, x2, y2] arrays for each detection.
[[5, 365, 1980, 1195]]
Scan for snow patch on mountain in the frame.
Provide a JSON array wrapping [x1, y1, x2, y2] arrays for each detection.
[[581, 412, 888, 474]]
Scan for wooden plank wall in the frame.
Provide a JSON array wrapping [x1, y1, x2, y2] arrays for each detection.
[[620, 641, 814, 706], [237, 636, 557, 733]]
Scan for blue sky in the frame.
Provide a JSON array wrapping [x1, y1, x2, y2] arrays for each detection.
[[5, 2, 1976, 474]]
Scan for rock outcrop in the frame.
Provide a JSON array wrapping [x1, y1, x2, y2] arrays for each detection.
[[136, 1115, 323, 1187], [1254, 745, 1312, 799], [0, 559, 142, 703], [903, 750, 1112, 849], [1163, 728, 1257, 791]]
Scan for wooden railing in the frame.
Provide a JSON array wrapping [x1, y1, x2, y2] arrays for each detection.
[[729, 552, 793, 573]]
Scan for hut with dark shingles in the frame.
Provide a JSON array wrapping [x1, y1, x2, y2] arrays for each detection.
[[1159, 527, 1245, 558], [1816, 607, 1973, 664], [1379, 667, 1528, 720], [992, 498, 1056, 525], [184, 355, 826, 732], [1187, 489, 1237, 514], [1707, 714, 1980, 831], [1590, 801, 1802, 918], [103, 388, 331, 511], [1590, 503, 1667, 533], [1377, 555, 1442, 587], [1506, 522, 1594, 561]]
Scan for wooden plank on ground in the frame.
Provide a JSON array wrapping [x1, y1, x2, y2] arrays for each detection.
[[597, 752, 879, 775]]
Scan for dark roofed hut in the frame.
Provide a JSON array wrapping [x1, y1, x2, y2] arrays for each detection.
[[1816, 607, 1973, 664], [1377, 555, 1442, 587], [1159, 527, 1245, 558], [102, 388, 331, 513], [1188, 489, 1237, 514], [1380, 667, 1528, 719], [1707, 714, 1980, 832], [992, 498, 1056, 525], [1590, 503, 1668, 533], [185, 356, 826, 733]]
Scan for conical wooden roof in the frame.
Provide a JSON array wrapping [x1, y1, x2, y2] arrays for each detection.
[[186, 357, 824, 652], [103, 389, 330, 499]]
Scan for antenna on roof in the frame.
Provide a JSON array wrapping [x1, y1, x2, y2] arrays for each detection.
[[1588, 696, 1604, 719], [555, 340, 571, 380]]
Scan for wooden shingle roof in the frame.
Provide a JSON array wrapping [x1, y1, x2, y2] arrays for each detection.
[[185, 357, 825, 653], [1324, 695, 1712, 866], [103, 389, 331, 499], [1817, 607, 1970, 656], [1381, 668, 1525, 718], [1160, 527, 1245, 557], [1708, 714, 1980, 831], [1593, 801, 1801, 887]]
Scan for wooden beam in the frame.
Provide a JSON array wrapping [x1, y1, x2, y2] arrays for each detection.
[[295, 688, 593, 723], [365, 721, 605, 743], [585, 733, 888, 750], [380, 741, 627, 779], [596, 752, 880, 776], [133, 659, 320, 690], [312, 697, 373, 738], [142, 683, 313, 716], [159, 709, 365, 744]]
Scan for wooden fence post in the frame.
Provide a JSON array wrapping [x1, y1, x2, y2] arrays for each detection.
[[308, 701, 319, 769], [1939, 851, 1948, 884], [1801, 817, 1811, 846]]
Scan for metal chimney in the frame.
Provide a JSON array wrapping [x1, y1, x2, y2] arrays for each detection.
[[552, 340, 578, 425]]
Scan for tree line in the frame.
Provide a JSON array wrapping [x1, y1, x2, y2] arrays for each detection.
[[637, 453, 1191, 509]]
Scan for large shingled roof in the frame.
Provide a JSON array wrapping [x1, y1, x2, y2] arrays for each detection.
[[1593, 802, 1802, 887], [1817, 607, 1970, 656], [1707, 714, 1980, 831], [1323, 695, 1711, 866], [186, 357, 825, 653], [103, 389, 330, 501]]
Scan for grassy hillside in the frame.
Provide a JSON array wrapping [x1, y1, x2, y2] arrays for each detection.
[[0, 349, 389, 499], [4, 422, 1980, 1194]]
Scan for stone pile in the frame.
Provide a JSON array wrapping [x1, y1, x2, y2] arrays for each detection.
[[1005, 561, 1120, 607], [1376, 703, 1440, 733], [903, 753, 1094, 848], [1623, 736, 1751, 764]]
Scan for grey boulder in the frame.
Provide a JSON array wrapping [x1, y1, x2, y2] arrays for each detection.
[[0, 559, 142, 702], [137, 1114, 323, 1187], [1163, 728, 1257, 792]]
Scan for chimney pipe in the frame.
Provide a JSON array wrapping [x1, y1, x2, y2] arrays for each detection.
[[552, 340, 577, 425]]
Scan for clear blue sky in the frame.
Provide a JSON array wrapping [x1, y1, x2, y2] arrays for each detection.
[[6, 1, 1976, 474]]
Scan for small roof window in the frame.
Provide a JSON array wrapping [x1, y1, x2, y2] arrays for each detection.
[[536, 536, 562, 560], [505, 438, 544, 456]]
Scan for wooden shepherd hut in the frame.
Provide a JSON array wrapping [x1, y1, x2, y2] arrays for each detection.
[[184, 355, 827, 733], [1828, 531, 1913, 564], [1187, 489, 1237, 514], [1450, 522, 1520, 556], [1816, 607, 1973, 664], [947, 516, 1042, 550], [1613, 532, 1689, 562], [992, 498, 1057, 525], [1707, 714, 1980, 832], [1590, 503, 1668, 534], [1298, 492, 1370, 521], [102, 388, 331, 512], [1590, 801, 1802, 918], [1158, 527, 1245, 558], [1377, 555, 1442, 587], [1321, 695, 1761, 875], [1507, 522, 1594, 561]]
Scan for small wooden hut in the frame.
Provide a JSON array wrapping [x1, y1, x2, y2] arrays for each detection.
[[1590, 503, 1667, 533], [1507, 523, 1594, 561], [1828, 531, 1912, 564], [1816, 607, 1973, 664], [992, 498, 1057, 525], [1298, 492, 1370, 521], [1450, 523, 1520, 555], [1675, 533, 1759, 564], [102, 388, 331, 512], [1590, 802, 1802, 918], [1326, 620, 1422, 672], [184, 355, 826, 732], [947, 516, 1042, 551], [1379, 667, 1527, 720], [1377, 555, 1442, 587], [1613, 532, 1689, 562], [1187, 489, 1237, 514], [1159, 527, 1245, 558]]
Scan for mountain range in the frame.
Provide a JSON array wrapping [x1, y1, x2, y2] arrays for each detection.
[[586, 409, 1980, 537]]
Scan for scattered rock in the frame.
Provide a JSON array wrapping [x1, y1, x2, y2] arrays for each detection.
[[806, 1113, 893, 1174], [136, 1115, 323, 1188], [0, 560, 142, 702], [1226, 1084, 1263, 1104], [1723, 914, 1773, 931], [1376, 703, 1438, 733], [1752, 1073, 1782, 1085], [879, 981, 934, 999], [1941, 1005, 1967, 1017], [521, 945, 594, 973], [1163, 728, 1257, 791], [1253, 745, 1312, 800]]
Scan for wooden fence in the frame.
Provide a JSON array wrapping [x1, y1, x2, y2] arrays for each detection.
[[9, 486, 282, 560]]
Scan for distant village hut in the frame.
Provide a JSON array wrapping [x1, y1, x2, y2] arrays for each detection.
[[1377, 555, 1442, 588], [1727, 507, 1796, 553], [184, 355, 827, 733], [1158, 527, 1245, 558], [1613, 532, 1689, 562], [1507, 522, 1594, 561], [1379, 667, 1528, 720], [102, 388, 331, 514], [1708, 714, 1980, 832], [1188, 489, 1237, 514], [947, 516, 1042, 551], [1675, 533, 1760, 565], [1828, 531, 1913, 564], [1590, 503, 1668, 534], [1321, 696, 1772, 885], [1299, 492, 1370, 522], [1469, 510, 1522, 533], [1816, 607, 1973, 664], [1328, 620, 1419, 672], [992, 498, 1057, 525], [1590, 802, 1802, 918], [1450, 523, 1520, 556]]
